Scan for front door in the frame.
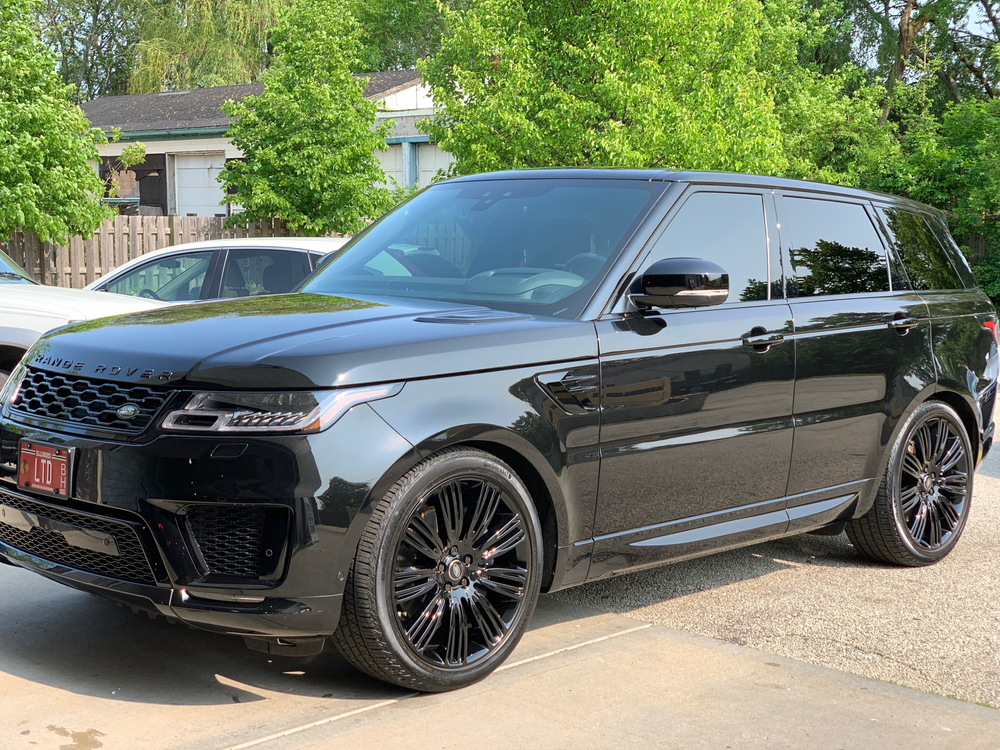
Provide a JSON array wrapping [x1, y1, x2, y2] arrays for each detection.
[[590, 188, 795, 577]]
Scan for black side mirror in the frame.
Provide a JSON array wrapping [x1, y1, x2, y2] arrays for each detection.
[[629, 257, 729, 309]]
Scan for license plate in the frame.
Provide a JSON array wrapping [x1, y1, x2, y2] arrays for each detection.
[[18, 441, 72, 498]]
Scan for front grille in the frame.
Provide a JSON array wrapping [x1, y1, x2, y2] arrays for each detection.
[[186, 505, 265, 579], [981, 384, 997, 426], [0, 489, 156, 584], [10, 368, 171, 433]]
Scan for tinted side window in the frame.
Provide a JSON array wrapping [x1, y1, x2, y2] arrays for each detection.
[[782, 196, 889, 297], [925, 214, 977, 289], [877, 208, 963, 291], [646, 192, 770, 303], [222, 250, 311, 297]]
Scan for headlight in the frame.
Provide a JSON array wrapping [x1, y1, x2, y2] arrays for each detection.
[[0, 364, 26, 406], [161, 384, 402, 433]]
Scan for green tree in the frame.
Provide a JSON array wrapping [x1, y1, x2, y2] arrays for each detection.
[[0, 0, 109, 244], [806, 0, 999, 118], [757, 0, 899, 187], [219, 0, 394, 236], [34, 0, 140, 102], [352, 0, 450, 72], [878, 90, 1000, 251], [419, 0, 787, 175], [130, 0, 294, 92]]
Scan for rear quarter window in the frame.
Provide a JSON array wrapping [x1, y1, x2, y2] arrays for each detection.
[[877, 208, 964, 291], [924, 215, 978, 289]]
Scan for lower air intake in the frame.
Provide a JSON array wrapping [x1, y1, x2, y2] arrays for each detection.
[[186, 505, 266, 579]]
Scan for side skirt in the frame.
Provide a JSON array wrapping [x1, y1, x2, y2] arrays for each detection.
[[582, 480, 870, 581]]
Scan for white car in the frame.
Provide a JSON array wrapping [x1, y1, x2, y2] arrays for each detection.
[[0, 250, 166, 386], [84, 237, 350, 302]]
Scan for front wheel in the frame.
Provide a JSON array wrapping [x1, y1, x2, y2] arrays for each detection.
[[332, 448, 543, 691], [847, 400, 973, 566]]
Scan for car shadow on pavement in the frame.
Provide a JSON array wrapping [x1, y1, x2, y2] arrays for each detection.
[[0, 565, 610, 708], [0, 576, 390, 706]]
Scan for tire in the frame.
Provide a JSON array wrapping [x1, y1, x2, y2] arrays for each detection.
[[332, 447, 543, 692], [0, 370, 8, 390], [847, 400, 973, 566]]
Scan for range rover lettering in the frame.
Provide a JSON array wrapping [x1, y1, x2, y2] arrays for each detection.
[[1, 170, 995, 692]]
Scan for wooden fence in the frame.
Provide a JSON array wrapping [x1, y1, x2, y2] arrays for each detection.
[[2, 216, 306, 289]]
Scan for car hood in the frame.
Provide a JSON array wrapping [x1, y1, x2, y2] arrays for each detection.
[[0, 284, 166, 320], [27, 293, 598, 389]]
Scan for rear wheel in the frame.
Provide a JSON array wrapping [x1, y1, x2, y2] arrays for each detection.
[[332, 448, 543, 691], [847, 401, 973, 566]]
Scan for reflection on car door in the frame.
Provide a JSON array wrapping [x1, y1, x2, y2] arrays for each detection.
[[590, 188, 795, 577], [775, 193, 934, 527]]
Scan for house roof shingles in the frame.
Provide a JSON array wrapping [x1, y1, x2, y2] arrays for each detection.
[[82, 69, 422, 134]]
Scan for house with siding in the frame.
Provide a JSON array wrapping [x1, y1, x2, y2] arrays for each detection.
[[81, 70, 453, 217]]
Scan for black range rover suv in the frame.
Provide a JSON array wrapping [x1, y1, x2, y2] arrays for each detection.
[[1, 170, 996, 692]]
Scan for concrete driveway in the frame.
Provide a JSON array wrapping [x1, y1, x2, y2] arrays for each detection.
[[559, 450, 1000, 709], [1, 457, 999, 748], [1, 566, 998, 750]]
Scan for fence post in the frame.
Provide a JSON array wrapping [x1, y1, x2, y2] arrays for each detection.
[[968, 233, 987, 261], [128, 216, 138, 262], [70, 234, 85, 288], [56, 236, 69, 288], [113, 215, 125, 270]]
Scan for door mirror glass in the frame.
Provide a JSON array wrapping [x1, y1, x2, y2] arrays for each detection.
[[630, 257, 729, 309]]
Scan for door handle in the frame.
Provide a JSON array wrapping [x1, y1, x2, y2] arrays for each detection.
[[742, 328, 785, 352], [888, 315, 917, 332]]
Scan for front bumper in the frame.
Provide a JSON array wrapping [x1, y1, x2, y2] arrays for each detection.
[[0, 535, 342, 638], [0, 402, 413, 640]]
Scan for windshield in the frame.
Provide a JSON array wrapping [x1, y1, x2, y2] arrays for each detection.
[[0, 250, 35, 284], [301, 178, 665, 319]]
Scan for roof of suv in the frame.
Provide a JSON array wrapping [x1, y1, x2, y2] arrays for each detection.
[[445, 169, 936, 215]]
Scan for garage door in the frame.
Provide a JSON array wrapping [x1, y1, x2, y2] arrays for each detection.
[[417, 143, 454, 188], [377, 144, 404, 188], [175, 153, 227, 216]]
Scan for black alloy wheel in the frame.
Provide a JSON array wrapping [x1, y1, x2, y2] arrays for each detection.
[[897, 416, 969, 549], [392, 476, 531, 668], [848, 400, 973, 566], [332, 447, 543, 691]]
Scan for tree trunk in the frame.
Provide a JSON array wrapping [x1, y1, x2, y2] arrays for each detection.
[[879, 0, 933, 126]]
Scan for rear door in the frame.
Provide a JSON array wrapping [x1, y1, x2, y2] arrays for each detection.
[[590, 187, 795, 576], [874, 206, 998, 445], [775, 192, 934, 528]]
